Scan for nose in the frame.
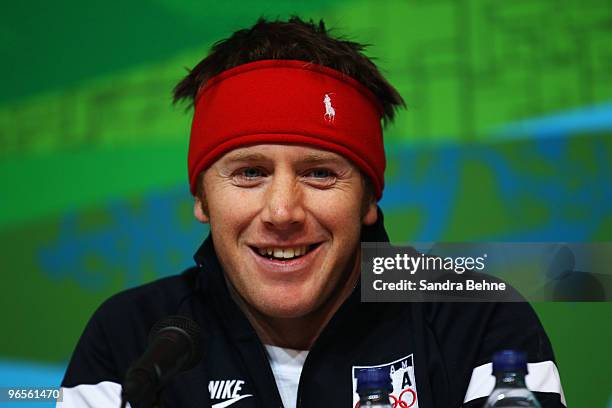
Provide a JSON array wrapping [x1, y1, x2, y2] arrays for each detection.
[[260, 171, 306, 230]]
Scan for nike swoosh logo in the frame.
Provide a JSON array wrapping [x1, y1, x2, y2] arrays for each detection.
[[211, 394, 253, 408]]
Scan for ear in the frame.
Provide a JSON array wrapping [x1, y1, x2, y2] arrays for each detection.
[[193, 196, 210, 224], [362, 200, 378, 226]]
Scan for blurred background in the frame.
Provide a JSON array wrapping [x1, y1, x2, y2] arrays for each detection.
[[1, 0, 611, 406]]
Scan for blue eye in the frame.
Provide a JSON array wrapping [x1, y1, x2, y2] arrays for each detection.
[[302, 168, 337, 188], [309, 169, 333, 178], [242, 167, 262, 178], [232, 167, 266, 187]]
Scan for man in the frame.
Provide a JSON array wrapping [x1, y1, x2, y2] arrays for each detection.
[[60, 17, 566, 407]]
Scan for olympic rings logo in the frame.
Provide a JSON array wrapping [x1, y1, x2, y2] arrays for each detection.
[[354, 388, 416, 408], [392, 389, 417, 408]]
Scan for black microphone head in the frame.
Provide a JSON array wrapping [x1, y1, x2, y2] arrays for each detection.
[[149, 315, 203, 370]]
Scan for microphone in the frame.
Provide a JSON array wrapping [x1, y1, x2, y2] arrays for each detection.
[[121, 316, 203, 408]]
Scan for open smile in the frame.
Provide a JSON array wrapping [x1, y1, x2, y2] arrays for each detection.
[[247, 242, 324, 272], [250, 243, 322, 261]]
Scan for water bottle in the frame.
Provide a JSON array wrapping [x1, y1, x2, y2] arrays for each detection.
[[356, 367, 393, 407], [482, 350, 542, 408]]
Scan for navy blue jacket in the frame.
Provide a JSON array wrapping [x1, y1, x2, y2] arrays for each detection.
[[61, 211, 566, 407]]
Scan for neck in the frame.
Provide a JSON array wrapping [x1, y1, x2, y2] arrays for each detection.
[[229, 252, 361, 350]]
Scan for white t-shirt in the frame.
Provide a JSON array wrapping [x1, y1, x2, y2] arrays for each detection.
[[264, 344, 309, 408]]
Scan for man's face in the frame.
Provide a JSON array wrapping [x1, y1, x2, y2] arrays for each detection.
[[194, 144, 377, 319]]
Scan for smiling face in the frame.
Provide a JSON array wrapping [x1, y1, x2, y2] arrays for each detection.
[[194, 144, 377, 320]]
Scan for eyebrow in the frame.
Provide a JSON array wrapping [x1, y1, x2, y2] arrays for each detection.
[[299, 153, 347, 165], [221, 151, 348, 166], [222, 152, 268, 163]]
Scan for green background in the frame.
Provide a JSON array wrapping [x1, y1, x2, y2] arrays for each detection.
[[1, 0, 611, 406]]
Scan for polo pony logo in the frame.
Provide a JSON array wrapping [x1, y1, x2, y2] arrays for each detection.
[[323, 93, 336, 123]]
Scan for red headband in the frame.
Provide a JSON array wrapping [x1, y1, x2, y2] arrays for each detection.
[[188, 59, 385, 199]]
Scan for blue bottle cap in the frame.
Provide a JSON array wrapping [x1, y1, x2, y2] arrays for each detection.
[[492, 350, 528, 373], [356, 367, 393, 393]]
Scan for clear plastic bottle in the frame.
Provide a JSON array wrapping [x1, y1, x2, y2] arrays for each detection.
[[483, 350, 542, 408], [356, 367, 393, 407]]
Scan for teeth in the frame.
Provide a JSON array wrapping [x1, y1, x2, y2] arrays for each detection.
[[258, 246, 309, 259]]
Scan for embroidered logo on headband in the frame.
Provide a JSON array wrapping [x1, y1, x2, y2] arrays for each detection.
[[323, 93, 336, 123]]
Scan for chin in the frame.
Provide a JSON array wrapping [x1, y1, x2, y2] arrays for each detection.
[[257, 296, 320, 319]]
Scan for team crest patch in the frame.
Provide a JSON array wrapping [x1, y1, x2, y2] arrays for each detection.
[[352, 354, 418, 408]]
